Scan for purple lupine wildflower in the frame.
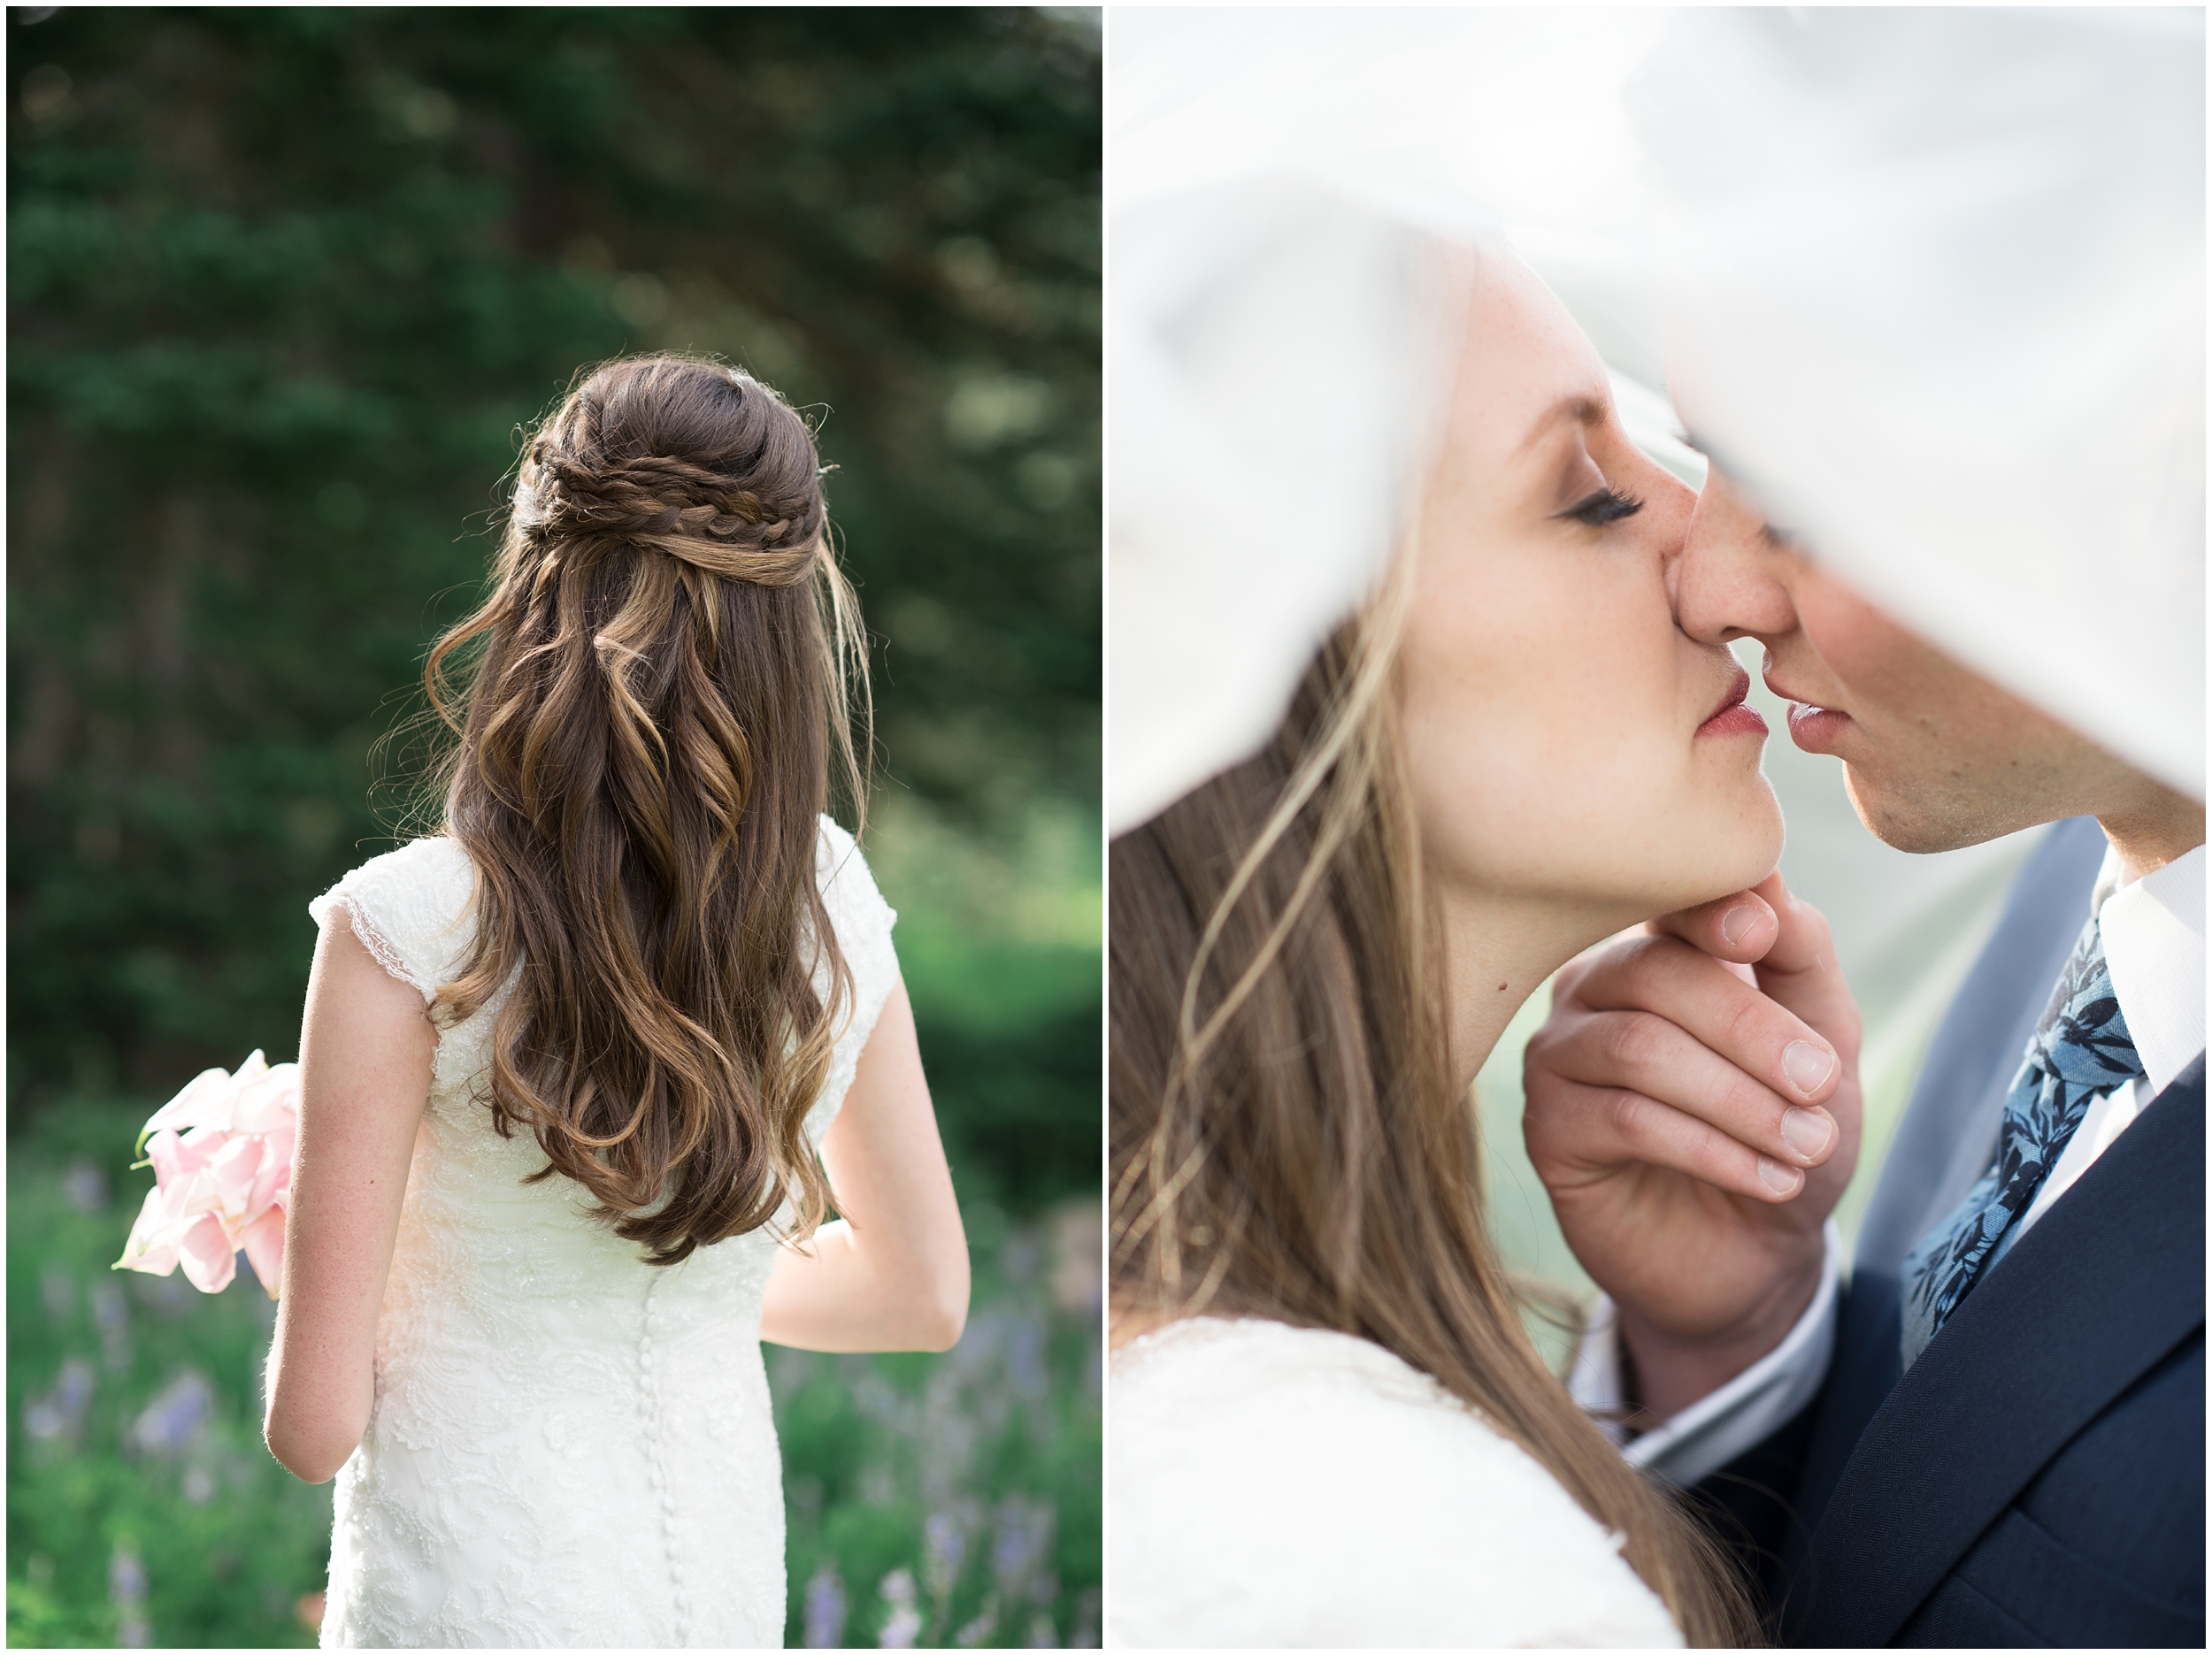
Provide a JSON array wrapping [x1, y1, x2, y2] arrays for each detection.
[[923, 1506, 968, 1601], [91, 1279, 132, 1371], [951, 1601, 998, 1646], [131, 1370, 213, 1455], [803, 1560, 847, 1649], [109, 1544, 150, 1647], [24, 1358, 96, 1446]]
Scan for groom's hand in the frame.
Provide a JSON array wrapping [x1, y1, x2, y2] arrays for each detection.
[[1522, 871, 1863, 1421]]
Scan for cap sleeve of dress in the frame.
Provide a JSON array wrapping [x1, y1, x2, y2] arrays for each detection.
[[308, 838, 480, 1005], [807, 815, 902, 1145]]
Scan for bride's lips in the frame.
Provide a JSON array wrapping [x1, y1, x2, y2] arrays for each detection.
[[1769, 679, 1854, 754], [1695, 665, 1768, 739]]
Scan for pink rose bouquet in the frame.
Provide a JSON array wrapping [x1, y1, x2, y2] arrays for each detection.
[[114, 1050, 298, 1298]]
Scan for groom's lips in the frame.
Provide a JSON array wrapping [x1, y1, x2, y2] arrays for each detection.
[[1769, 678, 1854, 754], [1695, 665, 1767, 739]]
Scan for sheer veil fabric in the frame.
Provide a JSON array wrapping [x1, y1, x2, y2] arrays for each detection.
[[1106, 7, 1677, 833], [1108, 8, 2205, 826], [1635, 8, 2205, 798]]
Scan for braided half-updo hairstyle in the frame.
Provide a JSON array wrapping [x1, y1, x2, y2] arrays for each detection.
[[424, 355, 869, 1264]]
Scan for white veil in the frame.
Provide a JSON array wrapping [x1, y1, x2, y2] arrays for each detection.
[[1633, 9, 2206, 800], [1106, 8, 1682, 834], [1110, 8, 2205, 829], [1104, 6, 2204, 1303]]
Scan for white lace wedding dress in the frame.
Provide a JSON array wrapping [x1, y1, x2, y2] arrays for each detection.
[[306, 817, 899, 1649], [1108, 1319, 1685, 1648]]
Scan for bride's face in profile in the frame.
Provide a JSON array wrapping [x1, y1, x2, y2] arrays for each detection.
[[1399, 255, 1783, 931]]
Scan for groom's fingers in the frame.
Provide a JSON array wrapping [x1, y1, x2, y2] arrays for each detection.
[[1527, 880, 1863, 1210], [1744, 873, 1863, 1058], [1561, 931, 1846, 1117], [1646, 876, 1857, 1046], [1647, 887, 1779, 965], [1526, 996, 1840, 1180], [1652, 875, 1858, 1057], [1526, 1075, 1809, 1203]]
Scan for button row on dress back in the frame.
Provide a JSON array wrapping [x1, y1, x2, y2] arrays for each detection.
[[640, 1276, 690, 1646]]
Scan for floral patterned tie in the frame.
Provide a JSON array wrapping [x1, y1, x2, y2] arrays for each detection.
[[1900, 913, 2144, 1368]]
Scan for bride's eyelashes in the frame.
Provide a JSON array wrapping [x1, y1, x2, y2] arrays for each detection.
[[1556, 486, 1645, 528]]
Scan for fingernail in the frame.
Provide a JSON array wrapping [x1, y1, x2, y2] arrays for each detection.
[[1783, 1040, 1836, 1097], [1780, 1107, 1833, 1160], [1721, 905, 1760, 946], [1758, 1156, 1802, 1195]]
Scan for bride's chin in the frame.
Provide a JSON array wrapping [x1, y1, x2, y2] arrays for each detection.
[[1706, 811, 1787, 906], [1654, 796, 1786, 916]]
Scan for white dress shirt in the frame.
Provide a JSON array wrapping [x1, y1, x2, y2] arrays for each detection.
[[1572, 840, 2206, 1486]]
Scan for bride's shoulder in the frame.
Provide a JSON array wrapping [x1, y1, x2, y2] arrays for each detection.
[[810, 814, 896, 949], [1110, 1317, 1520, 1464], [312, 835, 475, 917], [329, 833, 472, 885], [1107, 1319, 1683, 1649], [1111, 1316, 1523, 1436], [1113, 1315, 1445, 1401], [812, 814, 883, 896], [308, 837, 478, 999]]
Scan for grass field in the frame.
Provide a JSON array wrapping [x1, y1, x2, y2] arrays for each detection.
[[6, 1100, 1102, 1648]]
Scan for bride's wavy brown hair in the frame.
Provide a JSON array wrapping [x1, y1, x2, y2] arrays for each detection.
[[1110, 550, 1758, 1646], [424, 354, 868, 1265]]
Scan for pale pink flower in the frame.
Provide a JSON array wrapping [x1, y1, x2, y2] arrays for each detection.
[[114, 1051, 298, 1298]]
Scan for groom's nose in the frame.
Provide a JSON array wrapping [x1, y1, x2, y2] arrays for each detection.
[[1672, 467, 1803, 647]]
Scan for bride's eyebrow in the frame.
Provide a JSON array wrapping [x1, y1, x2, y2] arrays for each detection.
[[1514, 394, 1607, 460]]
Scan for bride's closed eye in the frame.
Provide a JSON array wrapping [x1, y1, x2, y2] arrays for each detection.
[[1541, 418, 1644, 530], [1556, 485, 1644, 528]]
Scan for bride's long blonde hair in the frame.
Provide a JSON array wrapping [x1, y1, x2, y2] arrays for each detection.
[[1109, 553, 1758, 1647]]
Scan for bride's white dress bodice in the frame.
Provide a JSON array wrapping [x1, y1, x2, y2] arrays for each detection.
[[308, 817, 898, 1649], [1107, 1319, 1686, 1648]]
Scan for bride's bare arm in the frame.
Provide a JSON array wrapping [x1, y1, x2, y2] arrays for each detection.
[[264, 914, 435, 1483], [759, 980, 970, 1353]]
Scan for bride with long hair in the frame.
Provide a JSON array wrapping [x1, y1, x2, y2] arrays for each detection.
[[1108, 242, 1800, 1647], [1103, 14, 1861, 1640], [262, 355, 968, 1647]]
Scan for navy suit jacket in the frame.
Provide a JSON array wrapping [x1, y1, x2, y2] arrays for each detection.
[[1694, 818, 2206, 1646]]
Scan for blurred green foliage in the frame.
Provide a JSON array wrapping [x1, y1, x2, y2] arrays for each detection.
[[772, 1192, 1102, 1648], [7, 4, 1102, 1164], [9, 7, 1099, 1648], [7, 1105, 327, 1649]]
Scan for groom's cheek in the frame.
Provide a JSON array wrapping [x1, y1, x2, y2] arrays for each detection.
[[1795, 567, 2098, 850]]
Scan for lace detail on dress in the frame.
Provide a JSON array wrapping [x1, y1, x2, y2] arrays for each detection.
[[305, 817, 899, 1648], [1108, 1319, 1685, 1649], [308, 838, 480, 1007], [316, 900, 419, 1000]]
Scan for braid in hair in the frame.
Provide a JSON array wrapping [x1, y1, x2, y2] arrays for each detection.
[[517, 445, 826, 585]]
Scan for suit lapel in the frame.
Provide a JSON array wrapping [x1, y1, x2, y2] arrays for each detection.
[[1798, 1056, 2205, 1647]]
